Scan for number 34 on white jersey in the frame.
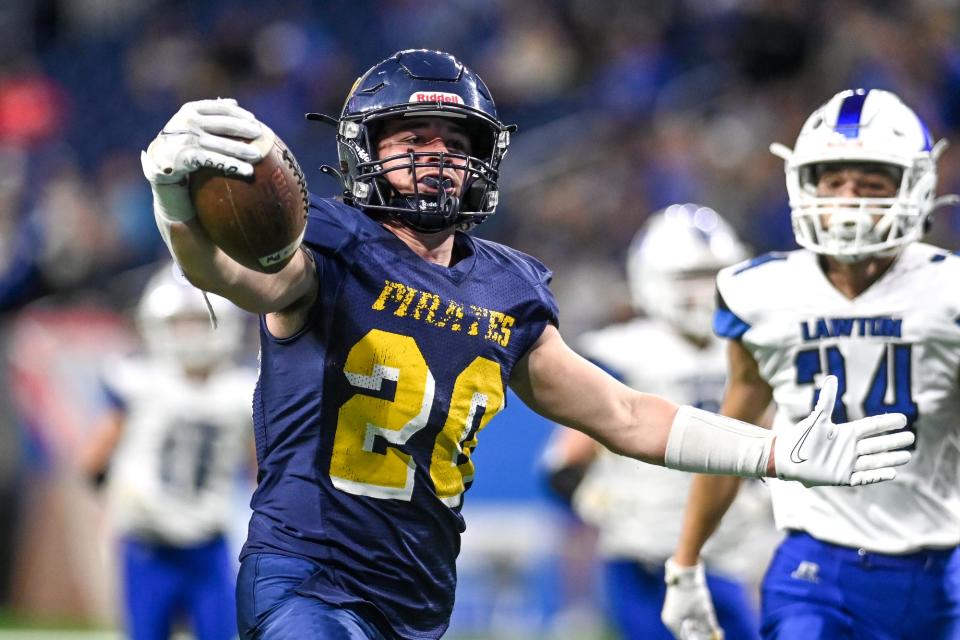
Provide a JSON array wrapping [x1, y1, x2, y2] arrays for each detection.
[[716, 244, 960, 554]]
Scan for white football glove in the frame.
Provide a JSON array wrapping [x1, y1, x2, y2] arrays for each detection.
[[661, 559, 723, 640], [141, 98, 265, 223], [774, 375, 913, 487]]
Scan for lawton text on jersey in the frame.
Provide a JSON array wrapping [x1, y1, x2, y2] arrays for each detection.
[[800, 316, 902, 341]]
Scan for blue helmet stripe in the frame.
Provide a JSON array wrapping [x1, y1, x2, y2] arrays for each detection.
[[835, 90, 868, 139], [918, 117, 933, 151]]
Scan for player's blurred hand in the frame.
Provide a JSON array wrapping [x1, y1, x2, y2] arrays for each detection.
[[661, 558, 723, 640], [141, 99, 265, 223], [774, 375, 913, 487]]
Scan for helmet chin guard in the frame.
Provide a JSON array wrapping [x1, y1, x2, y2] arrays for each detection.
[[309, 49, 514, 232], [772, 89, 958, 262]]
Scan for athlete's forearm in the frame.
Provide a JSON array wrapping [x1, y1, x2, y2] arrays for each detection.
[[166, 219, 316, 315], [512, 326, 779, 472], [671, 340, 772, 566]]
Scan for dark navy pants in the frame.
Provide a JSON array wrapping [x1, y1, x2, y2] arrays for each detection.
[[236, 553, 389, 640]]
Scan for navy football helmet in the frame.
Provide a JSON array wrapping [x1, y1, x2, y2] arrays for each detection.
[[310, 49, 514, 232]]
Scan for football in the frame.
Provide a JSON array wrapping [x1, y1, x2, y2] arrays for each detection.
[[189, 127, 308, 273]]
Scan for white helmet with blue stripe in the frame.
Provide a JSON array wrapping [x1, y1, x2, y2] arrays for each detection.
[[771, 88, 956, 261], [627, 204, 748, 340]]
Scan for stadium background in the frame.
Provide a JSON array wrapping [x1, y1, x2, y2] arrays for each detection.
[[0, 0, 958, 638]]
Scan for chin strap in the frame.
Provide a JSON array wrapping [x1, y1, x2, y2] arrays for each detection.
[[383, 193, 461, 232]]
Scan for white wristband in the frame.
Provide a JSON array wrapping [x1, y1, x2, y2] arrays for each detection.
[[664, 405, 773, 477], [141, 149, 196, 223], [151, 181, 195, 223]]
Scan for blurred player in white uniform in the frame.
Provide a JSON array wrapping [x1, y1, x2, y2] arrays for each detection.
[[661, 89, 960, 640], [545, 205, 777, 640], [82, 262, 256, 640]]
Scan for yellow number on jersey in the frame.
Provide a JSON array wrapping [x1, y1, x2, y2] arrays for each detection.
[[431, 357, 503, 507], [330, 329, 504, 505], [330, 330, 435, 500]]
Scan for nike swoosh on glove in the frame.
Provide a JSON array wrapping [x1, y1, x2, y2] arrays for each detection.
[[774, 375, 914, 487]]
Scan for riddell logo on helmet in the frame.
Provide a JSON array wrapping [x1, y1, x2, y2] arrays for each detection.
[[410, 92, 464, 105]]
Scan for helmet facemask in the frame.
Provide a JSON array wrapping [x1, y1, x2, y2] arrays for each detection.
[[140, 311, 239, 371], [338, 109, 509, 232], [789, 160, 925, 262], [137, 264, 245, 373], [317, 49, 514, 233], [641, 269, 722, 342]]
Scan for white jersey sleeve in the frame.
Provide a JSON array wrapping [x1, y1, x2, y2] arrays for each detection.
[[104, 358, 257, 546], [716, 244, 960, 553], [571, 319, 778, 579]]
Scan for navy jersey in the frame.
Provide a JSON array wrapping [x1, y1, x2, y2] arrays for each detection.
[[242, 196, 559, 639]]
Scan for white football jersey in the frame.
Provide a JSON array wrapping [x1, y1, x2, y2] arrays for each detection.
[[572, 318, 776, 578], [717, 243, 960, 553], [102, 356, 256, 546]]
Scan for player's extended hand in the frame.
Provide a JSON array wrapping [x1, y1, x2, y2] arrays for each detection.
[[140, 99, 266, 222], [774, 375, 913, 487], [661, 559, 724, 640], [142, 98, 265, 183]]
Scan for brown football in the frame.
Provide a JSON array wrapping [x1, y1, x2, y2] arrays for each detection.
[[189, 128, 308, 273]]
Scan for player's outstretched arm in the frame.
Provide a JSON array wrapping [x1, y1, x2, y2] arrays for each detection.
[[510, 324, 676, 464], [141, 99, 317, 320], [511, 325, 914, 485]]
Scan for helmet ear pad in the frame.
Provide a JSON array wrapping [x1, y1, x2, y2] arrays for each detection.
[[366, 120, 386, 152], [461, 118, 495, 159]]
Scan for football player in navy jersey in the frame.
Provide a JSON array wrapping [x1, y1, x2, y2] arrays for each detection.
[[140, 50, 914, 640]]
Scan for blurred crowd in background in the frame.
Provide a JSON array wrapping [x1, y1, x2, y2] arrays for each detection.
[[4, 0, 960, 324], [1, 0, 960, 636]]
